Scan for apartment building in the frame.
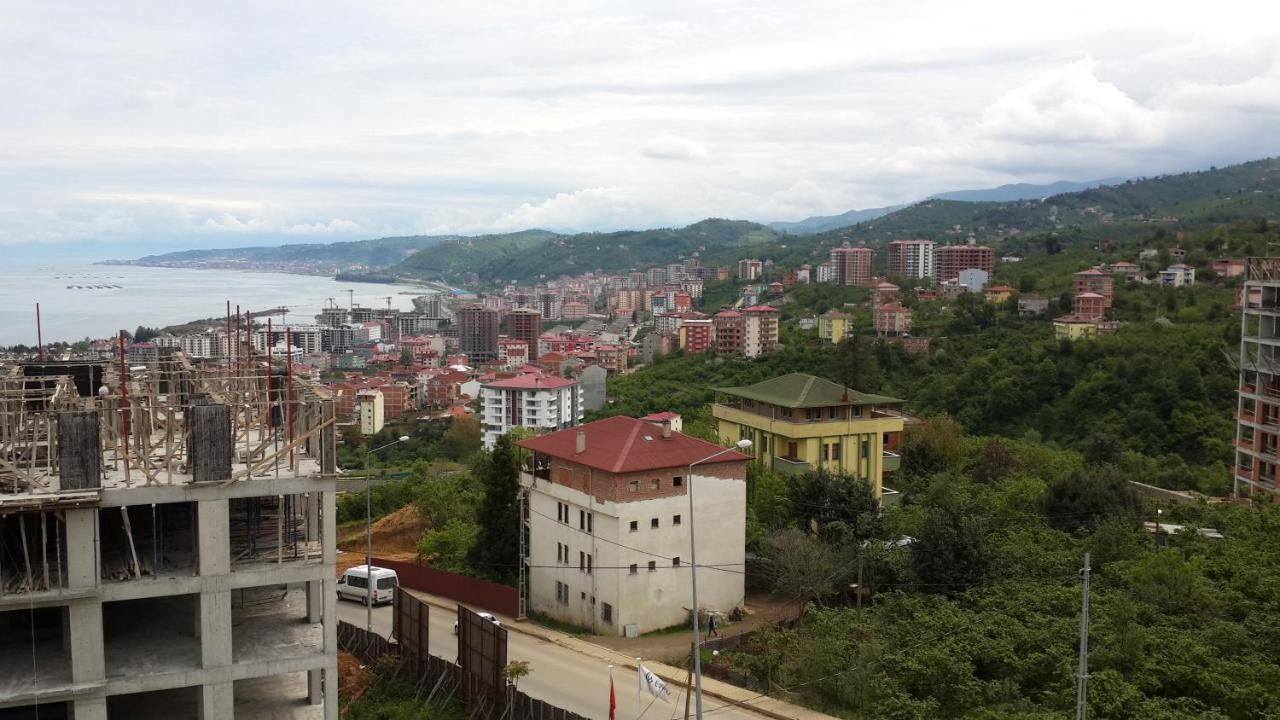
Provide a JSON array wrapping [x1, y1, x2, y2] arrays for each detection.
[[479, 374, 583, 449], [937, 245, 995, 283], [0, 354, 339, 719], [458, 305, 500, 363], [886, 239, 936, 280], [498, 339, 531, 367], [517, 416, 748, 635], [742, 305, 780, 358], [873, 303, 912, 336], [712, 310, 744, 355], [356, 388, 385, 435], [1236, 258, 1280, 495], [1072, 268, 1114, 307], [817, 310, 847, 344], [679, 318, 714, 354], [830, 246, 874, 287], [736, 259, 763, 281], [1160, 264, 1196, 287], [508, 308, 543, 361], [712, 373, 905, 496]]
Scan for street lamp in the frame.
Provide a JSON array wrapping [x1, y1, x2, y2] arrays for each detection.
[[365, 435, 411, 631], [687, 438, 752, 719]]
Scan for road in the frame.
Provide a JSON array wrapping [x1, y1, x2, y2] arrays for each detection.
[[336, 598, 769, 720]]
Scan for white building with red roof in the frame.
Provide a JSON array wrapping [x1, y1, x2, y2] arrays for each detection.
[[479, 373, 583, 448], [517, 416, 749, 634]]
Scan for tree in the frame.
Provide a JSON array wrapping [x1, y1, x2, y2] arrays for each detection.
[[442, 415, 481, 460], [760, 528, 844, 612], [829, 333, 869, 391], [900, 416, 965, 480], [786, 469, 881, 540], [466, 436, 521, 582], [910, 499, 991, 595], [1040, 465, 1139, 532], [399, 348, 414, 366]]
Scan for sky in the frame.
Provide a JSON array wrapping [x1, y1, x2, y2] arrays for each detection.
[[3, 0, 1280, 259]]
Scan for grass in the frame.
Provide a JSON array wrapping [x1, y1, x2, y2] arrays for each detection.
[[527, 611, 592, 638]]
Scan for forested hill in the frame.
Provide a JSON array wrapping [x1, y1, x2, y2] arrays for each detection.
[[389, 219, 780, 284], [107, 234, 458, 271]]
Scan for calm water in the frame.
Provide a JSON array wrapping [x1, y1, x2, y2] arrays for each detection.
[[0, 265, 437, 345]]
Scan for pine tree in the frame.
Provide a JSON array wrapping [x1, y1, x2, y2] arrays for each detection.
[[466, 435, 521, 582]]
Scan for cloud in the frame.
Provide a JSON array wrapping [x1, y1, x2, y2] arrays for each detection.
[[640, 135, 708, 161], [287, 218, 363, 235], [978, 57, 1166, 145]]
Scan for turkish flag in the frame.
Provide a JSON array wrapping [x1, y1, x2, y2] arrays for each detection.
[[609, 672, 617, 720]]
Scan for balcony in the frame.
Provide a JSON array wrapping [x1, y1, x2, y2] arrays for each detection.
[[882, 450, 901, 472], [771, 456, 812, 476]]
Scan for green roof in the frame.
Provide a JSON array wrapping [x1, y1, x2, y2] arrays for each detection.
[[716, 373, 902, 409]]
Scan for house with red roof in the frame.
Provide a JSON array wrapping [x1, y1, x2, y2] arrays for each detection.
[[517, 416, 748, 634]]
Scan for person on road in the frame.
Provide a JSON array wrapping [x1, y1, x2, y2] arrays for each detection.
[[706, 614, 719, 639]]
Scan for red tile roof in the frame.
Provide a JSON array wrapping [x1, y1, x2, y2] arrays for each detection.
[[517, 416, 750, 474], [484, 374, 576, 390], [743, 305, 779, 313], [640, 411, 681, 421]]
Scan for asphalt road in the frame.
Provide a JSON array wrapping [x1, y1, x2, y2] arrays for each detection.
[[335, 597, 768, 720]]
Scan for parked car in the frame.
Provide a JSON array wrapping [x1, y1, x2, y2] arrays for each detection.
[[336, 565, 398, 606], [453, 611, 501, 635]]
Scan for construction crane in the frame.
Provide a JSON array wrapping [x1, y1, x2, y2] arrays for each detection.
[[383, 296, 393, 311], [347, 289, 354, 310]]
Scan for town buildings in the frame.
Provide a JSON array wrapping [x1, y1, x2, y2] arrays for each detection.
[[517, 416, 749, 635], [0, 353, 339, 719], [679, 318, 714, 355], [736, 259, 763, 281], [1018, 295, 1050, 317], [873, 303, 912, 336], [712, 310, 744, 355], [458, 305, 500, 363], [886, 239, 936, 280], [479, 373, 583, 448], [711, 373, 905, 496], [356, 388, 385, 435], [1072, 268, 1115, 308], [742, 305, 780, 358], [937, 245, 994, 283], [830, 245, 874, 287]]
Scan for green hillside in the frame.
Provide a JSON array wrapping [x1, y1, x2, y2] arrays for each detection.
[[391, 219, 780, 284], [122, 234, 455, 269]]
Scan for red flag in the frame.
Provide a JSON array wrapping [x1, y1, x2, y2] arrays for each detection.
[[609, 671, 617, 720]]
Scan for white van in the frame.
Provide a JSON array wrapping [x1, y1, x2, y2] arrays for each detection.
[[337, 565, 399, 606]]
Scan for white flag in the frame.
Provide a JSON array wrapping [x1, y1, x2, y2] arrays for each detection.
[[638, 663, 671, 702]]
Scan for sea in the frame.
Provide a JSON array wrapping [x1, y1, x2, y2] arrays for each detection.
[[0, 264, 442, 346]]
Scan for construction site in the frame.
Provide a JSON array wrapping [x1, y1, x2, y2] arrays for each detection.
[[0, 321, 339, 720]]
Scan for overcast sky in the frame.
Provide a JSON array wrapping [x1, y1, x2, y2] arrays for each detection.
[[3, 0, 1280, 257]]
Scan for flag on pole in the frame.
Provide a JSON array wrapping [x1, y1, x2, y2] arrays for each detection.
[[609, 667, 617, 720], [638, 663, 671, 702]]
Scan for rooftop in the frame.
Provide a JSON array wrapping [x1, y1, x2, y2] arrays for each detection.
[[517, 416, 749, 474], [717, 373, 902, 409], [483, 373, 576, 390]]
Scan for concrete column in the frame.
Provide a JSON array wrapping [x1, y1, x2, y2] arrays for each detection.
[[306, 492, 320, 541], [308, 667, 322, 705], [199, 682, 234, 720], [321, 490, 335, 565], [68, 602, 105, 684], [323, 659, 339, 720], [307, 579, 322, 623], [72, 696, 108, 720], [64, 508, 99, 590], [198, 500, 230, 577], [200, 591, 233, 668], [322, 579, 337, 654]]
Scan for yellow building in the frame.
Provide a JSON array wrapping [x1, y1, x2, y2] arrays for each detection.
[[817, 310, 847, 344], [712, 373, 905, 497], [984, 285, 1014, 304], [1053, 315, 1098, 340]]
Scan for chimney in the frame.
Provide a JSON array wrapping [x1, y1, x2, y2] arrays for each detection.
[[575, 430, 586, 454], [662, 420, 672, 439]]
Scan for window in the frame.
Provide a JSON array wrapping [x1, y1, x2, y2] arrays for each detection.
[[344, 574, 368, 589], [860, 440, 869, 459], [648, 560, 657, 572], [555, 581, 569, 604], [579, 551, 585, 571], [673, 476, 684, 487], [587, 554, 593, 575], [587, 513, 594, 534], [579, 509, 585, 529], [377, 576, 397, 590], [602, 603, 613, 625], [628, 480, 639, 493], [629, 564, 638, 575], [672, 514, 682, 526], [831, 442, 841, 461], [651, 518, 659, 529], [853, 406, 863, 418], [672, 557, 681, 567], [581, 592, 587, 600], [557, 503, 563, 522], [761, 436, 769, 453], [629, 520, 638, 532], [650, 478, 659, 490], [821, 443, 829, 462]]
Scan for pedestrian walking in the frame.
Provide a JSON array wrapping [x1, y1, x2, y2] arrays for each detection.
[[706, 614, 719, 639]]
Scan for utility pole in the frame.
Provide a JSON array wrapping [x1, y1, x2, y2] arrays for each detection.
[[517, 488, 528, 620], [1075, 552, 1091, 720]]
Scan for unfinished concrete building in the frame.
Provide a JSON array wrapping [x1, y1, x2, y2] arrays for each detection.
[[0, 349, 338, 719]]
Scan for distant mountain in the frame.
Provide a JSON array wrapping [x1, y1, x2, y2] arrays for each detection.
[[391, 219, 780, 284], [104, 234, 455, 273], [931, 178, 1126, 203], [768, 205, 903, 235]]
